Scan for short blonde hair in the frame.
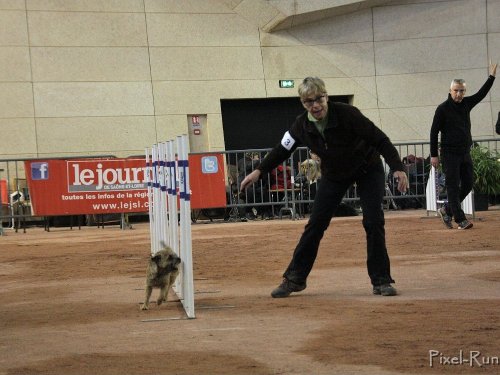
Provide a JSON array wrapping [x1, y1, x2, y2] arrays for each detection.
[[298, 77, 327, 99]]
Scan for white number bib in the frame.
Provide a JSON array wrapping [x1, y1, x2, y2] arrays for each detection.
[[281, 131, 296, 151]]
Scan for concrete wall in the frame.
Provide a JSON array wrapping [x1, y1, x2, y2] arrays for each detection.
[[0, 0, 498, 159]]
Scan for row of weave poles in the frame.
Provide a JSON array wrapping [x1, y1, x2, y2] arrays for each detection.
[[145, 135, 195, 319]]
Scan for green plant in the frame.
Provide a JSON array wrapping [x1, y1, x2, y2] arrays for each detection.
[[470, 145, 500, 196]]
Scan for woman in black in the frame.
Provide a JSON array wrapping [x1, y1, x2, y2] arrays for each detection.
[[241, 77, 408, 298]]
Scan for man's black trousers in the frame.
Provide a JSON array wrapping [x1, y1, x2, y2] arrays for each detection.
[[441, 151, 473, 223]]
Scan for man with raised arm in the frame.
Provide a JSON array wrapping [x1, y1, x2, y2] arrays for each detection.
[[430, 62, 497, 230]]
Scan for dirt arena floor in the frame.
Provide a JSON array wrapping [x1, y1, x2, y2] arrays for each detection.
[[1, 208, 499, 375]]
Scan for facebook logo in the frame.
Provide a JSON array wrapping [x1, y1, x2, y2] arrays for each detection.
[[31, 162, 49, 180], [201, 156, 218, 174]]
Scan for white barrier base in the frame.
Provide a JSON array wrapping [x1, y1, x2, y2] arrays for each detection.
[[425, 166, 474, 217]]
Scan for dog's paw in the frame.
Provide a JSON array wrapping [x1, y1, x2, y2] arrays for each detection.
[[140, 304, 149, 311], [156, 298, 164, 306]]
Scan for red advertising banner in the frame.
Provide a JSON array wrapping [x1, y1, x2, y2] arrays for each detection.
[[25, 159, 149, 215], [188, 153, 227, 209], [0, 179, 7, 205], [25, 154, 227, 216]]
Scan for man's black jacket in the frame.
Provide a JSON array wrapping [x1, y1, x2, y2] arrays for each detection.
[[430, 75, 495, 156], [258, 102, 405, 182]]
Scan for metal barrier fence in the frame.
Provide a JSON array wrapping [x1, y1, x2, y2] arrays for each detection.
[[220, 138, 499, 221], [1, 139, 498, 230]]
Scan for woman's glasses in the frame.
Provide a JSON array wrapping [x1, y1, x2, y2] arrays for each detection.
[[302, 94, 327, 107]]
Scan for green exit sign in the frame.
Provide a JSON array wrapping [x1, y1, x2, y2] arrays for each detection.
[[279, 80, 294, 88]]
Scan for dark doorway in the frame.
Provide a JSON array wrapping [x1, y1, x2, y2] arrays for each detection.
[[221, 96, 349, 150]]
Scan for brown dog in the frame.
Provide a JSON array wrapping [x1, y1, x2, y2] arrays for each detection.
[[141, 242, 181, 310]]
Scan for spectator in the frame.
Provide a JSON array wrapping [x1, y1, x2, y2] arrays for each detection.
[[430, 61, 497, 229]]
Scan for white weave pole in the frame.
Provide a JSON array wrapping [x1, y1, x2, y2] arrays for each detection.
[[154, 144, 164, 253], [175, 135, 195, 318], [151, 145, 160, 253], [150, 142, 172, 253], [158, 142, 168, 247], [145, 148, 154, 250], [167, 140, 179, 255], [161, 142, 171, 249]]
